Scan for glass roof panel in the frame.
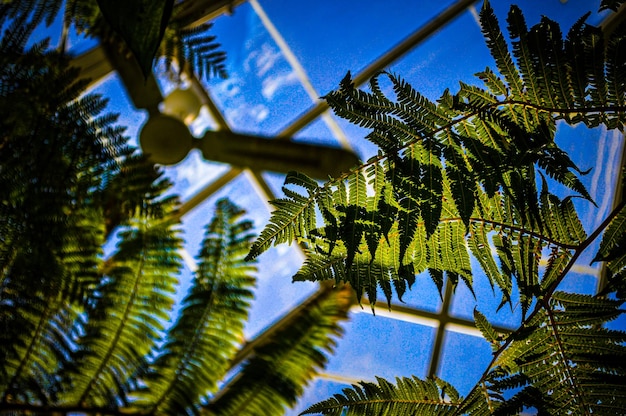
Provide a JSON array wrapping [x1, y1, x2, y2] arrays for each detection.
[[437, 329, 493, 396], [324, 311, 436, 381], [200, 3, 315, 137], [258, 0, 458, 96], [392, 274, 444, 313], [450, 261, 522, 329], [389, 7, 489, 102]]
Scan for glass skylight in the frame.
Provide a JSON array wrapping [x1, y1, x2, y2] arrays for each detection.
[[49, 0, 624, 413]]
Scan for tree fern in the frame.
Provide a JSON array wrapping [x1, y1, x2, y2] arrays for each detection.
[[248, 0, 624, 307], [135, 199, 257, 415], [0, 21, 126, 402], [246, 2, 626, 414]]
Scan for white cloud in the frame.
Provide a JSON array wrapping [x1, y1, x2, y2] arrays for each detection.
[[261, 71, 298, 100], [225, 105, 248, 125], [224, 103, 269, 125], [249, 104, 269, 122], [173, 151, 228, 198], [215, 77, 241, 98], [255, 43, 282, 77], [245, 42, 282, 77]]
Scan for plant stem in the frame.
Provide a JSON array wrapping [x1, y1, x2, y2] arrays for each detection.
[[456, 198, 625, 413]]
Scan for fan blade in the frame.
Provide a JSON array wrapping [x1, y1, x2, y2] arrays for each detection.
[[198, 131, 359, 179]]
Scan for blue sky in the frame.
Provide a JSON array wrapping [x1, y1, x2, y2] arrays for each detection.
[[31, 0, 624, 413]]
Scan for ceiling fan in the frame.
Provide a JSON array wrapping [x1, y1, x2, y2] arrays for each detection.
[[72, 34, 360, 180]]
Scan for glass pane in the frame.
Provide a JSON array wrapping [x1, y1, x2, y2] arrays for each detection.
[[438, 329, 493, 396], [325, 311, 436, 381], [260, 0, 457, 95], [287, 378, 350, 416], [201, 3, 313, 136]]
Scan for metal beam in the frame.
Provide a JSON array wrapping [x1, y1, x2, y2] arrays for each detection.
[[69, 46, 113, 90], [174, 0, 248, 28], [359, 298, 513, 337]]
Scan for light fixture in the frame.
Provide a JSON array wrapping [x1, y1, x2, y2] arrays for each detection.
[[139, 113, 194, 165], [161, 87, 203, 124], [109, 48, 360, 177], [139, 86, 199, 165]]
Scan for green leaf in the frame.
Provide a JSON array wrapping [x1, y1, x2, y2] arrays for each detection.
[[474, 308, 501, 349], [487, 292, 626, 414], [480, 0, 524, 99], [301, 376, 462, 415], [205, 287, 351, 416], [96, 0, 175, 79], [594, 203, 626, 263], [137, 199, 256, 415]]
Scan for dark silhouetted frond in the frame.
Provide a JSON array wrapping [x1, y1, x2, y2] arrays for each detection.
[[0, 34, 127, 403], [471, 292, 626, 415], [161, 12, 227, 80]]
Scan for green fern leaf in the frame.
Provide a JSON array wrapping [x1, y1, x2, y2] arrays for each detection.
[[474, 309, 501, 351], [441, 132, 476, 228], [479, 1, 524, 99], [486, 292, 626, 414], [62, 218, 182, 407], [468, 223, 512, 304], [507, 6, 542, 108], [205, 287, 351, 416], [301, 376, 461, 415], [606, 23, 626, 127], [136, 199, 256, 415], [593, 203, 626, 263], [476, 67, 509, 98]]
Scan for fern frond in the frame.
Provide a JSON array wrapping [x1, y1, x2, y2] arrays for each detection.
[[301, 376, 461, 416], [159, 15, 227, 80], [474, 309, 502, 351], [605, 21, 626, 130], [0, 39, 127, 403], [249, 1, 626, 307], [136, 199, 256, 415], [594, 201, 626, 297], [288, 169, 584, 307], [61, 218, 182, 407], [0, 0, 62, 28], [481, 292, 626, 414], [594, 202, 626, 264], [479, 1, 524, 100], [204, 286, 351, 416], [247, 171, 324, 261]]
